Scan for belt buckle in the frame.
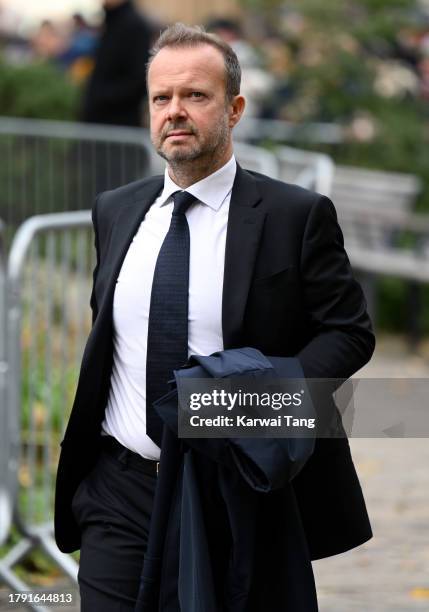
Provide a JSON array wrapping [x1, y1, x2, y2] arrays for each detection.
[[156, 461, 160, 476]]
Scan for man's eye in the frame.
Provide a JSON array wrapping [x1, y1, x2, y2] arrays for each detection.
[[154, 95, 168, 103], [190, 92, 204, 98]]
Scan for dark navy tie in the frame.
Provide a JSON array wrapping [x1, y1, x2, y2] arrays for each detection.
[[146, 190, 197, 446]]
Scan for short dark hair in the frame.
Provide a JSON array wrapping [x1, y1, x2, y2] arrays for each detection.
[[147, 22, 241, 101]]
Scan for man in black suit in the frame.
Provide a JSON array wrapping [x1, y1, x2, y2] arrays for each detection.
[[55, 23, 375, 611], [80, 0, 152, 127], [77, 0, 154, 199]]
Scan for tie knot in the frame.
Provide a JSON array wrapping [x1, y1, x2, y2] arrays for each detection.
[[172, 191, 197, 215]]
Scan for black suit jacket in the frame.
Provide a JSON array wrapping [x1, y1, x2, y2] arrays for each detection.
[[54, 164, 376, 557]]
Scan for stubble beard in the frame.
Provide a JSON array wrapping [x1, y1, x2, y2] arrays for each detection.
[[153, 116, 231, 175]]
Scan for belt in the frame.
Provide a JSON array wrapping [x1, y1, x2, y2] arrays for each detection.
[[100, 435, 159, 477]]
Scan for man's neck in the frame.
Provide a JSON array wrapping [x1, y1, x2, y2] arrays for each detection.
[[167, 150, 233, 189]]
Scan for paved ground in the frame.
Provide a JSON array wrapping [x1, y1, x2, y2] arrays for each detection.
[[314, 437, 429, 611], [315, 334, 429, 611], [1, 335, 428, 611]]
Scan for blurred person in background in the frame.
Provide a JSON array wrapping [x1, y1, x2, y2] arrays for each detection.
[[80, 0, 153, 127], [259, 35, 295, 120], [78, 0, 154, 202], [57, 13, 97, 83], [31, 19, 65, 61], [206, 17, 274, 118]]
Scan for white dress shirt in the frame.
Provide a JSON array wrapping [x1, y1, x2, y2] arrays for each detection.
[[101, 155, 237, 459]]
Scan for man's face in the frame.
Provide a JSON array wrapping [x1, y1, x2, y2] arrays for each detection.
[[148, 44, 239, 165]]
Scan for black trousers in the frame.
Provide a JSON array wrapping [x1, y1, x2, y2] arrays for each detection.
[[71, 444, 157, 611]]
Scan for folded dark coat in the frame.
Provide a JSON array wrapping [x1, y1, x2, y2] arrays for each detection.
[[135, 347, 319, 612]]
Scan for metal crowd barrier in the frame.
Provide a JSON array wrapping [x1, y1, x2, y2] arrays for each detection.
[[234, 117, 344, 144], [332, 165, 421, 216], [0, 117, 158, 247], [234, 141, 280, 178], [0, 219, 13, 552], [275, 146, 334, 196], [1, 212, 93, 609], [0, 115, 341, 247]]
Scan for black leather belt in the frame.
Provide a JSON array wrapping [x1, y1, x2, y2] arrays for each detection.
[[100, 435, 159, 477]]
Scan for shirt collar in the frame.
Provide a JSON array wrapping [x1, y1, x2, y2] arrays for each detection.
[[159, 155, 237, 211]]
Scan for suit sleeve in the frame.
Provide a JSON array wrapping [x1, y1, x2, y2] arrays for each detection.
[[296, 195, 375, 382], [89, 194, 101, 325]]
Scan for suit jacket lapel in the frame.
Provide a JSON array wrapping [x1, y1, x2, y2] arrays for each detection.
[[96, 176, 164, 321], [222, 165, 265, 348], [95, 167, 265, 350]]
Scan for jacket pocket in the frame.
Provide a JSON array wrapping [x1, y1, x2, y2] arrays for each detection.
[[252, 265, 296, 286]]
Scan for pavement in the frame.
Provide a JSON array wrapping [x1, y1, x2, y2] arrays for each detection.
[[315, 334, 429, 611], [1, 334, 429, 611], [314, 436, 429, 611]]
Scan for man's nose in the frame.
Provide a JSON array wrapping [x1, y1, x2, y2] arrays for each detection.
[[166, 96, 187, 121]]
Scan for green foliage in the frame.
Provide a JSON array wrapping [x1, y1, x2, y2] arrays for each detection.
[[291, 50, 376, 121], [238, 0, 429, 332], [0, 56, 79, 120], [376, 277, 408, 329]]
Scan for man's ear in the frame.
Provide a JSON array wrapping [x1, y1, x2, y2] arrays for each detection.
[[228, 95, 246, 128]]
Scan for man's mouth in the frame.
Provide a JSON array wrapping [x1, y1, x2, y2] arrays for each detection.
[[165, 131, 193, 138]]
